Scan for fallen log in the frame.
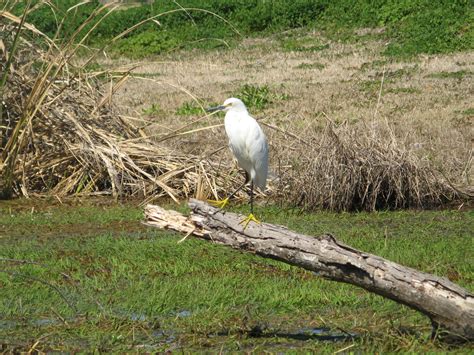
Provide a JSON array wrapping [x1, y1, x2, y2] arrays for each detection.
[[144, 199, 474, 342]]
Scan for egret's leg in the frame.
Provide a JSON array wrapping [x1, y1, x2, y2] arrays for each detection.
[[208, 171, 249, 209], [240, 181, 261, 229], [251, 181, 255, 215]]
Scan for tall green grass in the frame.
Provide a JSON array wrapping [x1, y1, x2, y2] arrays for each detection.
[[14, 0, 473, 58]]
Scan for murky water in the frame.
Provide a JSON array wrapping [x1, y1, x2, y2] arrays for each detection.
[[1, 312, 357, 345], [294, 327, 358, 341], [214, 325, 358, 342]]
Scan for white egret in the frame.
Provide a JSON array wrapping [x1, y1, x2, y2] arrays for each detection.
[[206, 98, 269, 228]]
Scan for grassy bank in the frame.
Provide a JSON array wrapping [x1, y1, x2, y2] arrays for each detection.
[[0, 199, 472, 351], [13, 0, 474, 58], [1, 1, 472, 209]]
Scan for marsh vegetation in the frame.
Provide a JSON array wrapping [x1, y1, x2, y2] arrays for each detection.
[[0, 0, 473, 352], [1, 198, 472, 352]]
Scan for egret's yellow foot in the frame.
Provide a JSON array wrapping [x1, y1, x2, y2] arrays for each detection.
[[207, 197, 229, 209], [239, 213, 260, 229]]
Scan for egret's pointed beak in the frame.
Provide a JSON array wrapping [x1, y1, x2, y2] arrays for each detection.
[[206, 105, 226, 113]]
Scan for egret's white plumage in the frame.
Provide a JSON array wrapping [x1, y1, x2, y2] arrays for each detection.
[[221, 98, 268, 191], [206, 97, 269, 227]]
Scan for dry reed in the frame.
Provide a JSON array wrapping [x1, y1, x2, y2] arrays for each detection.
[[1, 2, 469, 211], [277, 120, 461, 211], [0, 4, 240, 202]]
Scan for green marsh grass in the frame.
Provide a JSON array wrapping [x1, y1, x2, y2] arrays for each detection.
[[0, 199, 472, 352], [295, 62, 325, 70], [427, 70, 473, 79], [462, 108, 474, 116], [233, 84, 289, 111], [142, 103, 164, 116], [176, 101, 204, 116]]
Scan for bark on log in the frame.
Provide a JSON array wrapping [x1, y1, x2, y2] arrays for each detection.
[[144, 199, 474, 342]]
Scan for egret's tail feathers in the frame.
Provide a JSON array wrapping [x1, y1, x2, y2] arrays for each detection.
[[251, 168, 267, 192], [254, 176, 267, 191]]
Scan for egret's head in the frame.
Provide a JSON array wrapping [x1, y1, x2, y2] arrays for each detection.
[[206, 97, 247, 113]]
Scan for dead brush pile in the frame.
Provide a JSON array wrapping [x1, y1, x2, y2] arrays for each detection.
[[279, 120, 462, 211], [0, 17, 236, 202]]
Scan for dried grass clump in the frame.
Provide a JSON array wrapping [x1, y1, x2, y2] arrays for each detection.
[[281, 121, 461, 211], [0, 11, 236, 202]]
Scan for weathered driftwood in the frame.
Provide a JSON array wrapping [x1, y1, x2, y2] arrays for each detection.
[[144, 199, 474, 342]]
